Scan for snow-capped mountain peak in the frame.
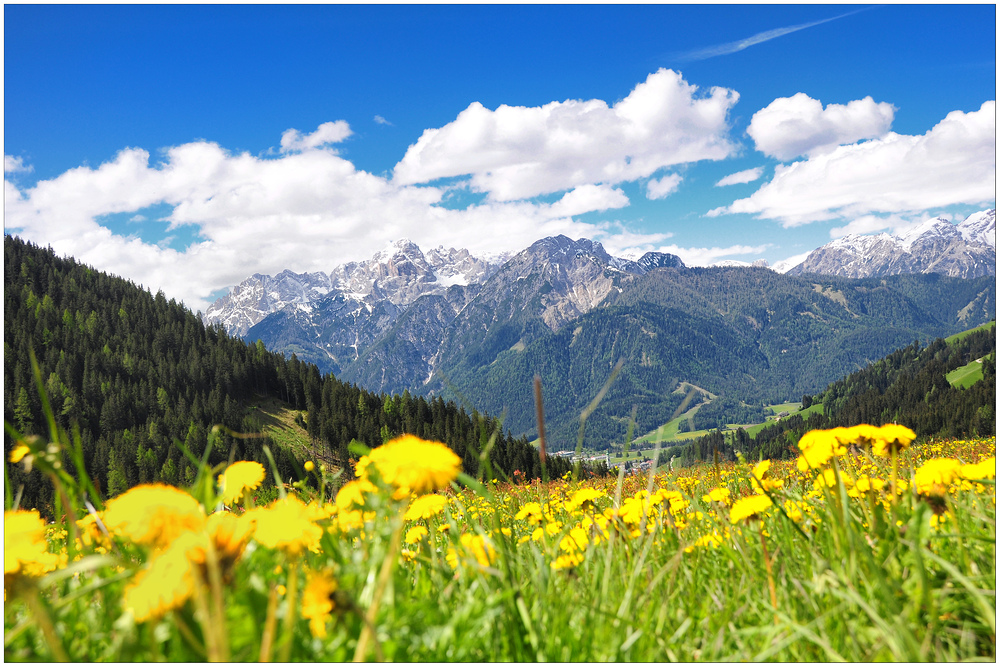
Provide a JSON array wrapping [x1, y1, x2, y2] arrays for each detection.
[[898, 216, 959, 251], [959, 209, 996, 248], [787, 209, 996, 279]]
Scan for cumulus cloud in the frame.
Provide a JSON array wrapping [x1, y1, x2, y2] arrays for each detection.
[[715, 167, 764, 187], [374, 115, 393, 126], [711, 101, 995, 226], [393, 68, 739, 201], [4, 132, 669, 312], [646, 173, 683, 200], [548, 184, 629, 217], [4, 155, 32, 174], [279, 120, 353, 153], [748, 93, 895, 161]]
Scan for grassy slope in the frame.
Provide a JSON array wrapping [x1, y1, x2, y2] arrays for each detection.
[[634, 399, 823, 445], [944, 320, 995, 344], [946, 353, 993, 389], [251, 395, 343, 470]]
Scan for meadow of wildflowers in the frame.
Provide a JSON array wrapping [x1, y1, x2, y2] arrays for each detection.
[[4, 417, 995, 661]]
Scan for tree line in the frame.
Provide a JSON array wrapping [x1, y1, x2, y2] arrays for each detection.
[[4, 236, 582, 515]]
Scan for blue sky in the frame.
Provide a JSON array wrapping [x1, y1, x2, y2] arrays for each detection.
[[4, 4, 995, 311]]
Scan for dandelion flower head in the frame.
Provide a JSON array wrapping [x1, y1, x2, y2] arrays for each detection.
[[729, 494, 773, 524], [914, 457, 963, 497], [796, 429, 846, 472], [123, 531, 206, 623], [301, 570, 338, 639], [356, 435, 461, 495], [244, 495, 323, 556], [871, 424, 916, 457], [218, 461, 266, 505], [4, 509, 60, 580], [404, 493, 448, 521], [103, 484, 206, 550]]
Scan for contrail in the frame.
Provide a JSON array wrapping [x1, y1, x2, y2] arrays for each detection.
[[673, 7, 872, 63]]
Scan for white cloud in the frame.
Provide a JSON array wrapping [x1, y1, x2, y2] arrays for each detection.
[[646, 173, 683, 199], [279, 120, 353, 153], [393, 68, 739, 201], [828, 213, 918, 238], [549, 184, 629, 217], [713, 101, 995, 226], [624, 242, 769, 267], [4, 131, 664, 313], [374, 115, 393, 126], [4, 155, 32, 174], [715, 167, 764, 187], [672, 8, 868, 62], [748, 93, 895, 161]]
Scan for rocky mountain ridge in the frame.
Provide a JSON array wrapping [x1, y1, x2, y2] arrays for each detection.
[[204, 239, 508, 338], [787, 209, 995, 278], [202, 229, 994, 447]]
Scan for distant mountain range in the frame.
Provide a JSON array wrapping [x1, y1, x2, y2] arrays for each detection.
[[204, 220, 996, 448], [787, 209, 995, 278]]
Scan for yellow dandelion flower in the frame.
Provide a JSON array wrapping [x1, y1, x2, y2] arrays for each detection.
[[914, 458, 963, 497], [684, 532, 723, 553], [404, 494, 448, 521], [559, 527, 590, 553], [76, 512, 109, 549], [206, 511, 254, 574], [550, 551, 584, 570], [782, 500, 804, 523], [796, 430, 846, 472], [702, 487, 731, 504], [356, 435, 461, 495], [218, 461, 266, 505], [751, 460, 784, 493], [8, 444, 30, 464], [848, 475, 886, 498], [405, 526, 429, 545], [565, 488, 604, 513], [446, 533, 495, 569], [960, 457, 996, 481], [124, 531, 206, 623], [871, 424, 916, 457], [244, 495, 323, 556], [514, 502, 545, 525], [103, 484, 205, 550], [4, 510, 60, 582], [813, 468, 853, 491], [839, 424, 881, 446], [729, 494, 772, 524], [301, 570, 338, 639], [335, 478, 377, 511]]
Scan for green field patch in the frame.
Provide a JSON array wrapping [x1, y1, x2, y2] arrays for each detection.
[[945, 320, 996, 345], [946, 354, 992, 389]]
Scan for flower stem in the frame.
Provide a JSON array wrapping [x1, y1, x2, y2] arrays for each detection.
[[278, 557, 300, 663], [353, 503, 406, 662], [759, 526, 779, 626], [24, 585, 69, 662], [258, 581, 280, 662]]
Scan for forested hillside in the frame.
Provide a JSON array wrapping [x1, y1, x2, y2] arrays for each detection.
[[4, 236, 574, 515], [435, 263, 994, 449], [669, 322, 996, 466]]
